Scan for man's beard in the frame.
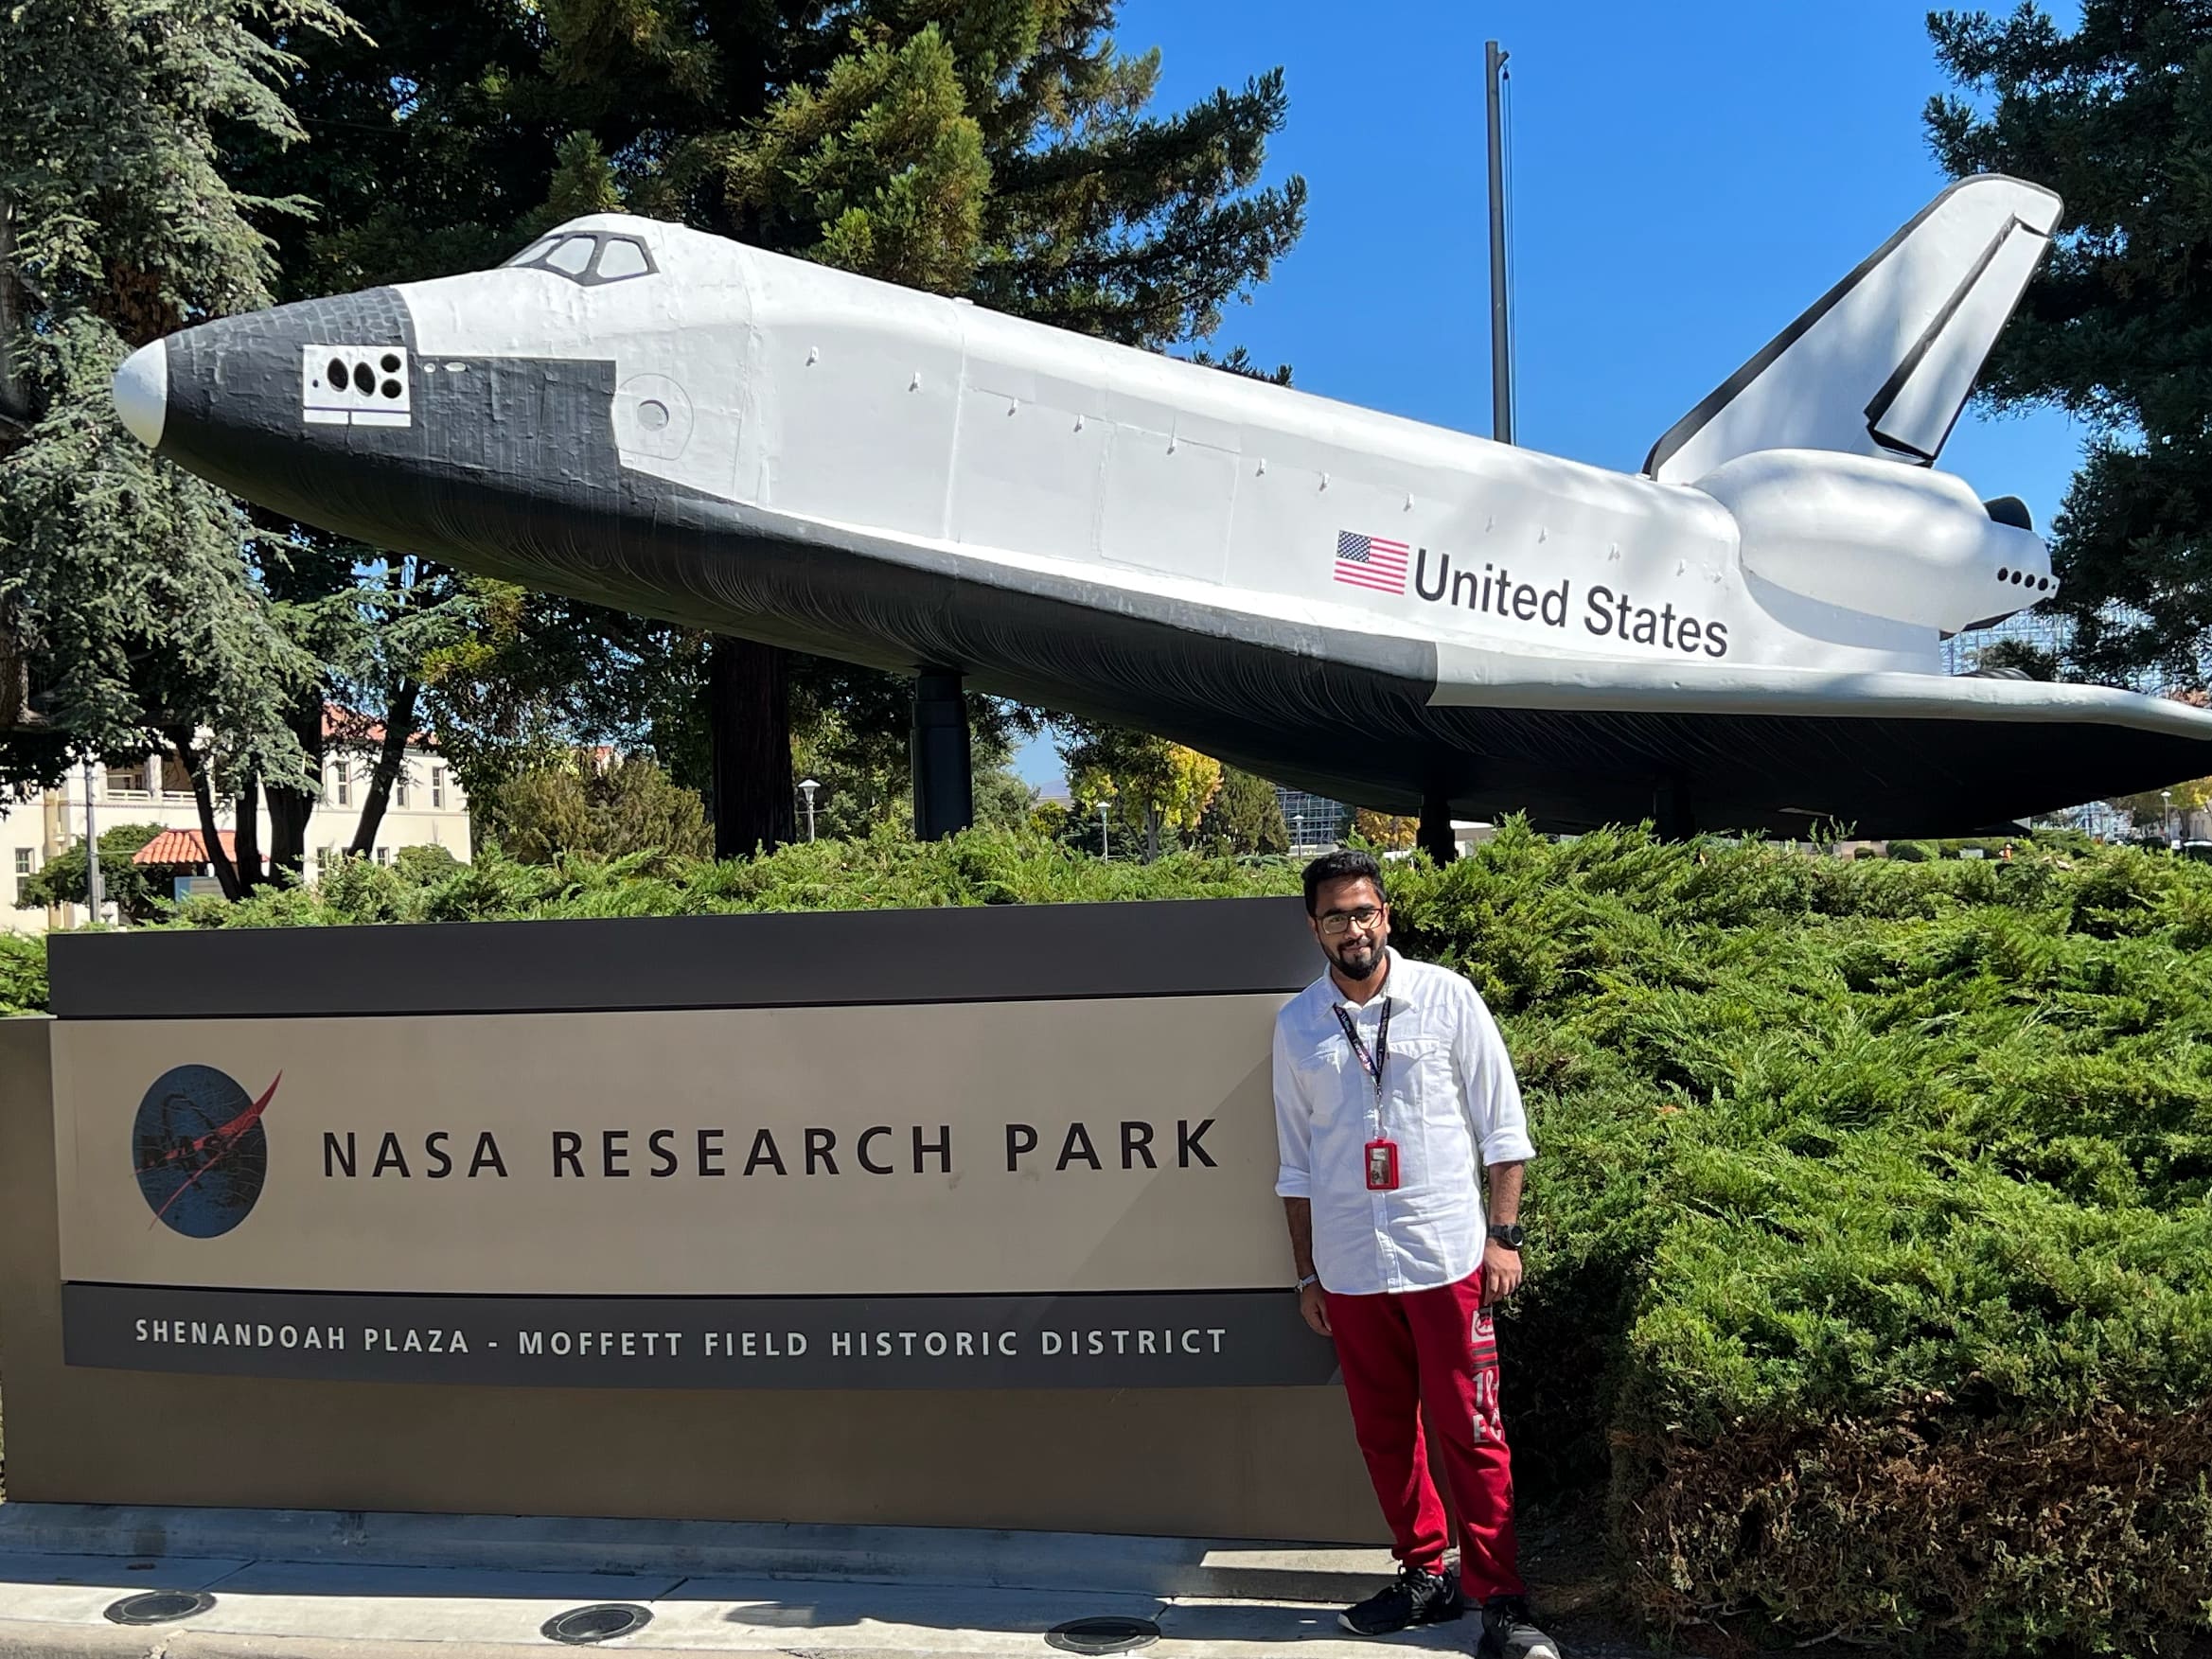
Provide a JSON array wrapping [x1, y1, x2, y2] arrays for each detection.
[[1329, 936, 1386, 980]]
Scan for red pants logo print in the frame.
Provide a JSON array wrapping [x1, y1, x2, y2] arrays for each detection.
[[1470, 1303, 1503, 1442]]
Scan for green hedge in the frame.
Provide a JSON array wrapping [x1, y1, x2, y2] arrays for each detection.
[[1378, 827, 2212, 1655], [12, 825, 2210, 1652], [0, 929, 47, 1016]]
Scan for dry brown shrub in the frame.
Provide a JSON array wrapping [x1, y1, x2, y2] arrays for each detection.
[[1611, 1403, 2212, 1654]]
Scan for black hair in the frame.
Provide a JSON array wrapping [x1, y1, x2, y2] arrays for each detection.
[[1302, 849, 1387, 916]]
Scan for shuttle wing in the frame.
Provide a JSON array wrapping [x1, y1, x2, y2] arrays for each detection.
[[1644, 174, 2061, 484]]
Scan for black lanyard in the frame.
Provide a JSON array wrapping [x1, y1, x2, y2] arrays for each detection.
[[1332, 996, 1392, 1118]]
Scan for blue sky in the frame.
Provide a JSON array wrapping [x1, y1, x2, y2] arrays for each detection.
[[1016, 0, 2082, 788]]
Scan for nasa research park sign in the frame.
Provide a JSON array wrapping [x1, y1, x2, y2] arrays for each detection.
[[44, 899, 1336, 1391]]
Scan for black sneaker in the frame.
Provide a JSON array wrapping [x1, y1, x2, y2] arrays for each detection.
[[1338, 1563, 1462, 1635], [1478, 1596, 1560, 1659]]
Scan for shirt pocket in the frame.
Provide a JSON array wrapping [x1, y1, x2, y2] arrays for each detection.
[[1388, 1035, 1465, 1188], [1291, 1040, 1353, 1131]]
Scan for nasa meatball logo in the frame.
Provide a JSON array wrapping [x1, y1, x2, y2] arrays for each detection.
[[132, 1066, 280, 1238]]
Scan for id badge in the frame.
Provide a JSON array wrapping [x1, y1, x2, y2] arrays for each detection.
[[1364, 1138, 1400, 1191]]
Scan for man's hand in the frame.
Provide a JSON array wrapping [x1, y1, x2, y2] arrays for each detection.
[[1299, 1281, 1333, 1337], [1481, 1239, 1524, 1303]]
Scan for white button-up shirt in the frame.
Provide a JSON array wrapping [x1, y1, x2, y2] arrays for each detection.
[[1272, 948, 1536, 1297]]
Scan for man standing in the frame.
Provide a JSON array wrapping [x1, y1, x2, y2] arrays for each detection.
[[1273, 851, 1556, 1659]]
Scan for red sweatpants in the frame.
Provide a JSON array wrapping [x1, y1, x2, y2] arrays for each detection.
[[1329, 1270, 1524, 1599]]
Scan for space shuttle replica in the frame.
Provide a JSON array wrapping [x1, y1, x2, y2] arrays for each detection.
[[114, 173, 2212, 837]]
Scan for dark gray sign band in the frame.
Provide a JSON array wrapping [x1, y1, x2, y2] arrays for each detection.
[[47, 897, 1318, 1021], [62, 1284, 1341, 1390]]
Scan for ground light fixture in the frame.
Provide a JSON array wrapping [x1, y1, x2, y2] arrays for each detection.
[[799, 776, 820, 841], [541, 1603, 654, 1645], [104, 1591, 215, 1625], [1045, 1615, 1161, 1654]]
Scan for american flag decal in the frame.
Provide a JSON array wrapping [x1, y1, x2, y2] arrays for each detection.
[[1334, 530, 1410, 595]]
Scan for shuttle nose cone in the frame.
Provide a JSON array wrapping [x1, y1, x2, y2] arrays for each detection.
[[113, 341, 168, 449]]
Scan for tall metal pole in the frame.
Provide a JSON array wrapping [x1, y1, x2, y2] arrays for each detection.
[[80, 759, 102, 924], [1485, 40, 1513, 446]]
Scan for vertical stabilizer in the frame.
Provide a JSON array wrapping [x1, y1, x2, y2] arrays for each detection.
[[1644, 174, 2061, 485]]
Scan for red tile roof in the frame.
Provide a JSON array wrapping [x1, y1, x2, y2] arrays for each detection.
[[133, 828, 239, 866], [322, 705, 434, 747]]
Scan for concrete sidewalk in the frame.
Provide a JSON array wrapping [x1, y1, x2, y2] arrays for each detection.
[[0, 1507, 1629, 1659]]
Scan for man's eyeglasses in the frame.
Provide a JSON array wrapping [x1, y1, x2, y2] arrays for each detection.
[[1317, 906, 1384, 937]]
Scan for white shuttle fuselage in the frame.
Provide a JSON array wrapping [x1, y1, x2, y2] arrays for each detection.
[[396, 215, 2042, 679], [115, 175, 2212, 834]]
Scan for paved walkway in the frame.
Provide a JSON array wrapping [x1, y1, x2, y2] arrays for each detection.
[[0, 1507, 1637, 1659]]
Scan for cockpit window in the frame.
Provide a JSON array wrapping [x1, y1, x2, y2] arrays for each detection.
[[503, 231, 660, 286], [545, 236, 595, 274], [595, 238, 650, 279]]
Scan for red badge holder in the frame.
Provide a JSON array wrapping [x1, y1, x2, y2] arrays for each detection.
[[1364, 1138, 1400, 1191]]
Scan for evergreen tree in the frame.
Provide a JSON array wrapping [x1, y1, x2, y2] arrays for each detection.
[[1194, 765, 1288, 854], [214, 1, 574, 880], [1929, 3, 2212, 687], [482, 751, 714, 867], [0, 0, 345, 893]]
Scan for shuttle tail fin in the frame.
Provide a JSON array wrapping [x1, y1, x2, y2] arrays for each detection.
[[1643, 174, 2061, 485]]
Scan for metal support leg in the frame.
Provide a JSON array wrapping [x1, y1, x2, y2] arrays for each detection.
[[911, 669, 973, 840], [1653, 776, 1695, 842], [1419, 785, 1457, 865]]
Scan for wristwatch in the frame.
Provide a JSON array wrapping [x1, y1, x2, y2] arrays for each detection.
[[1295, 1273, 1320, 1291], [1487, 1223, 1526, 1251]]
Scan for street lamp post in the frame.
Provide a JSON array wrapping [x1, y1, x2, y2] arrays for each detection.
[[2164, 788, 2175, 849], [1293, 814, 1304, 856], [80, 759, 103, 925], [1098, 800, 1110, 860], [798, 777, 819, 842]]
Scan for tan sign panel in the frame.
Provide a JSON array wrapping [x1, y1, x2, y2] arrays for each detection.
[[55, 996, 1291, 1297]]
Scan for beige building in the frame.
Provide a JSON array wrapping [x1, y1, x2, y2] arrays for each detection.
[[5, 740, 470, 936]]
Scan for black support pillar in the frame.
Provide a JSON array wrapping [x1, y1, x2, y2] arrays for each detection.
[[1418, 785, 1458, 866], [911, 668, 974, 840], [1653, 774, 1696, 842]]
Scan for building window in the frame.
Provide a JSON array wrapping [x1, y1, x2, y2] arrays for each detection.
[[375, 846, 390, 865], [13, 847, 32, 908], [395, 764, 411, 809], [333, 759, 351, 806], [432, 766, 446, 809]]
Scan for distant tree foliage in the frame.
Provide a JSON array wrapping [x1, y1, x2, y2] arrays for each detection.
[[0, 0, 345, 880], [1354, 808, 1417, 850], [1194, 766, 1289, 854], [1928, 3, 2212, 687], [482, 753, 714, 867], [2109, 773, 2212, 827], [1967, 637, 2061, 680], [14, 821, 171, 923], [1062, 723, 1223, 860]]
